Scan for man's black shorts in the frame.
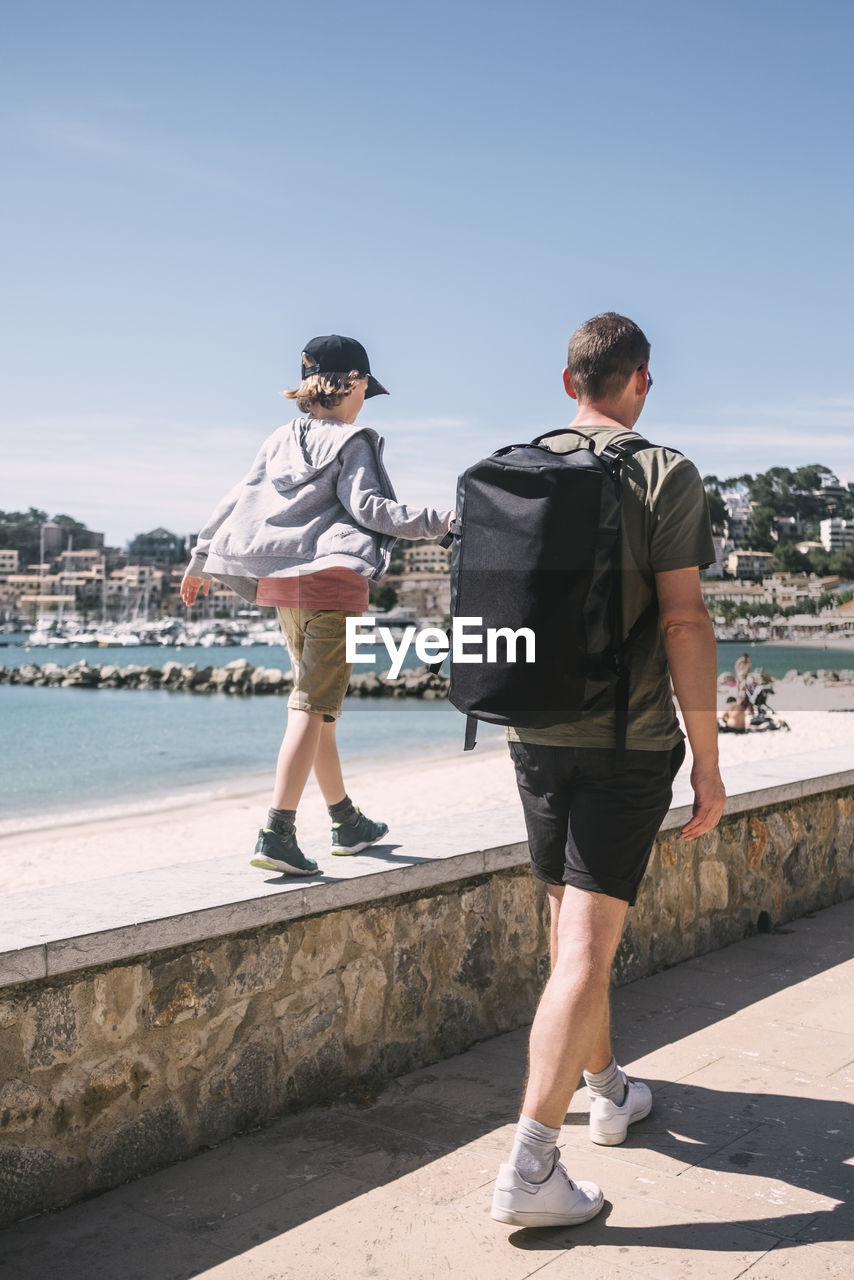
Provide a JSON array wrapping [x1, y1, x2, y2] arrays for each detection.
[[508, 740, 686, 905]]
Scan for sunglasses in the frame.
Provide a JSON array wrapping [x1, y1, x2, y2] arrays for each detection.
[[638, 363, 653, 393]]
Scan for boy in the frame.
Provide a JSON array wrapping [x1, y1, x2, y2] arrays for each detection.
[[181, 335, 453, 876]]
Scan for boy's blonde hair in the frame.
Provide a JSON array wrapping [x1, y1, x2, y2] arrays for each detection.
[[283, 370, 364, 413]]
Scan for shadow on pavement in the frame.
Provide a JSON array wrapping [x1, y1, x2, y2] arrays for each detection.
[[1, 901, 852, 1279]]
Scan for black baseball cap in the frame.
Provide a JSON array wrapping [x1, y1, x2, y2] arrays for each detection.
[[300, 335, 389, 398]]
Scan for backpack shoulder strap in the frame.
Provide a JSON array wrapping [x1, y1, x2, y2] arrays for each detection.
[[531, 427, 595, 451]]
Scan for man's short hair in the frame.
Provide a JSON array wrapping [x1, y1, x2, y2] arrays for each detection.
[[567, 312, 651, 402], [283, 370, 364, 414]]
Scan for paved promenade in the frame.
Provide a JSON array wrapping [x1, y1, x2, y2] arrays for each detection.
[[2, 899, 852, 1279]]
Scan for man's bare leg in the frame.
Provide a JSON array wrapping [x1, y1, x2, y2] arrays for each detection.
[[545, 884, 617, 1076], [546, 884, 564, 970], [587, 998, 614, 1075], [492, 886, 623, 1224], [523, 886, 628, 1129]]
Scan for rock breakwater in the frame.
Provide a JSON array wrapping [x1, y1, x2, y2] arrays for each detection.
[[0, 658, 451, 699]]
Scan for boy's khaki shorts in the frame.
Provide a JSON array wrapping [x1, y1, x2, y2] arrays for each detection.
[[276, 608, 360, 722]]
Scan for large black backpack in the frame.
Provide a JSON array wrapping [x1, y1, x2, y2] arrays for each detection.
[[442, 429, 659, 758]]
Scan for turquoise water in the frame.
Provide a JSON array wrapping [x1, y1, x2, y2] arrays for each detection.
[[0, 685, 500, 820], [715, 642, 854, 678], [1, 639, 851, 822]]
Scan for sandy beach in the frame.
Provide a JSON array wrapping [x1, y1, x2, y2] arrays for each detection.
[[2, 675, 853, 895]]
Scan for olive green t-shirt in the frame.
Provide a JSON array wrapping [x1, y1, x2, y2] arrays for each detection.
[[507, 425, 715, 751]]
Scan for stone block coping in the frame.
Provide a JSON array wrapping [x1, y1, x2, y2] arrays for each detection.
[[1, 747, 852, 991]]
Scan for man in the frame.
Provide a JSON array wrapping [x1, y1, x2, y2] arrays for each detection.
[[491, 313, 726, 1228]]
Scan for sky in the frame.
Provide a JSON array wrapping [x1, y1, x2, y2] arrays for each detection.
[[2, 0, 853, 546]]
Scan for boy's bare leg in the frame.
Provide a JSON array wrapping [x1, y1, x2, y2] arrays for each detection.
[[312, 719, 347, 806], [271, 708, 324, 810], [522, 886, 628, 1129]]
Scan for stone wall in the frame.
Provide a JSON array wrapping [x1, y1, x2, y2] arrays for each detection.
[[618, 786, 854, 983], [0, 869, 549, 1227], [1, 781, 852, 1226]]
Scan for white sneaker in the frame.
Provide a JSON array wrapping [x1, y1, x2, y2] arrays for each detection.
[[491, 1159, 604, 1228], [589, 1078, 652, 1146]]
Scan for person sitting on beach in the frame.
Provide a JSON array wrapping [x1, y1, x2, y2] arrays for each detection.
[[181, 335, 453, 876], [719, 695, 748, 732]]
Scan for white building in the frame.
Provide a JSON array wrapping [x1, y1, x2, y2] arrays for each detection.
[[820, 518, 854, 552], [0, 549, 20, 581], [700, 534, 729, 579], [402, 544, 452, 574], [725, 549, 775, 579], [722, 492, 753, 543]]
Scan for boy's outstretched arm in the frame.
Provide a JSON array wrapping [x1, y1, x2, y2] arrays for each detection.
[[337, 436, 453, 539]]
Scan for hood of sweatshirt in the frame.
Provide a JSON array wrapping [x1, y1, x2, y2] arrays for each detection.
[[265, 417, 377, 493]]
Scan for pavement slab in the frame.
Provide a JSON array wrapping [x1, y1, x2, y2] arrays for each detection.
[[1, 898, 853, 1280]]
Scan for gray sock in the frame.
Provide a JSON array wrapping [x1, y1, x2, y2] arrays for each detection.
[[509, 1115, 560, 1184], [328, 795, 358, 825], [583, 1057, 627, 1104], [267, 807, 296, 836]]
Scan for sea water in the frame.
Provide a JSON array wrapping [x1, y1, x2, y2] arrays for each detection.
[[1, 638, 851, 822]]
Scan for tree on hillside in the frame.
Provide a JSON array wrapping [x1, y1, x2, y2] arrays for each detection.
[[53, 515, 91, 547], [792, 464, 834, 492], [748, 506, 777, 551], [830, 546, 854, 579], [0, 508, 49, 564], [704, 487, 727, 527], [772, 543, 814, 574]]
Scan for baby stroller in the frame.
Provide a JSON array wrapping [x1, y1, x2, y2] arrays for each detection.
[[740, 675, 790, 731]]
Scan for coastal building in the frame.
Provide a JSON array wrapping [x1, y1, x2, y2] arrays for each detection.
[[820, 517, 854, 552], [105, 565, 164, 620], [390, 573, 450, 625], [402, 543, 452, 574], [39, 522, 64, 557], [775, 515, 806, 541], [762, 574, 841, 610], [58, 548, 102, 573], [702, 573, 842, 613], [0, 549, 19, 582], [127, 527, 187, 566], [721, 492, 753, 543], [700, 534, 728, 580], [701, 579, 767, 611], [816, 473, 847, 504], [725, 549, 775, 579]]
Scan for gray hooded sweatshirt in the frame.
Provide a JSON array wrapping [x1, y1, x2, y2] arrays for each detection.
[[186, 417, 452, 603]]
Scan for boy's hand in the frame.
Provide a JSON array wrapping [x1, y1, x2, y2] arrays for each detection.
[[181, 576, 211, 606]]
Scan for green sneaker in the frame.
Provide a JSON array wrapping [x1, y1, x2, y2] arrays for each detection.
[[250, 827, 319, 876], [330, 807, 389, 856]]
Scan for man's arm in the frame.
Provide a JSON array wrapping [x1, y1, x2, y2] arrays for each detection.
[[655, 566, 726, 839]]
